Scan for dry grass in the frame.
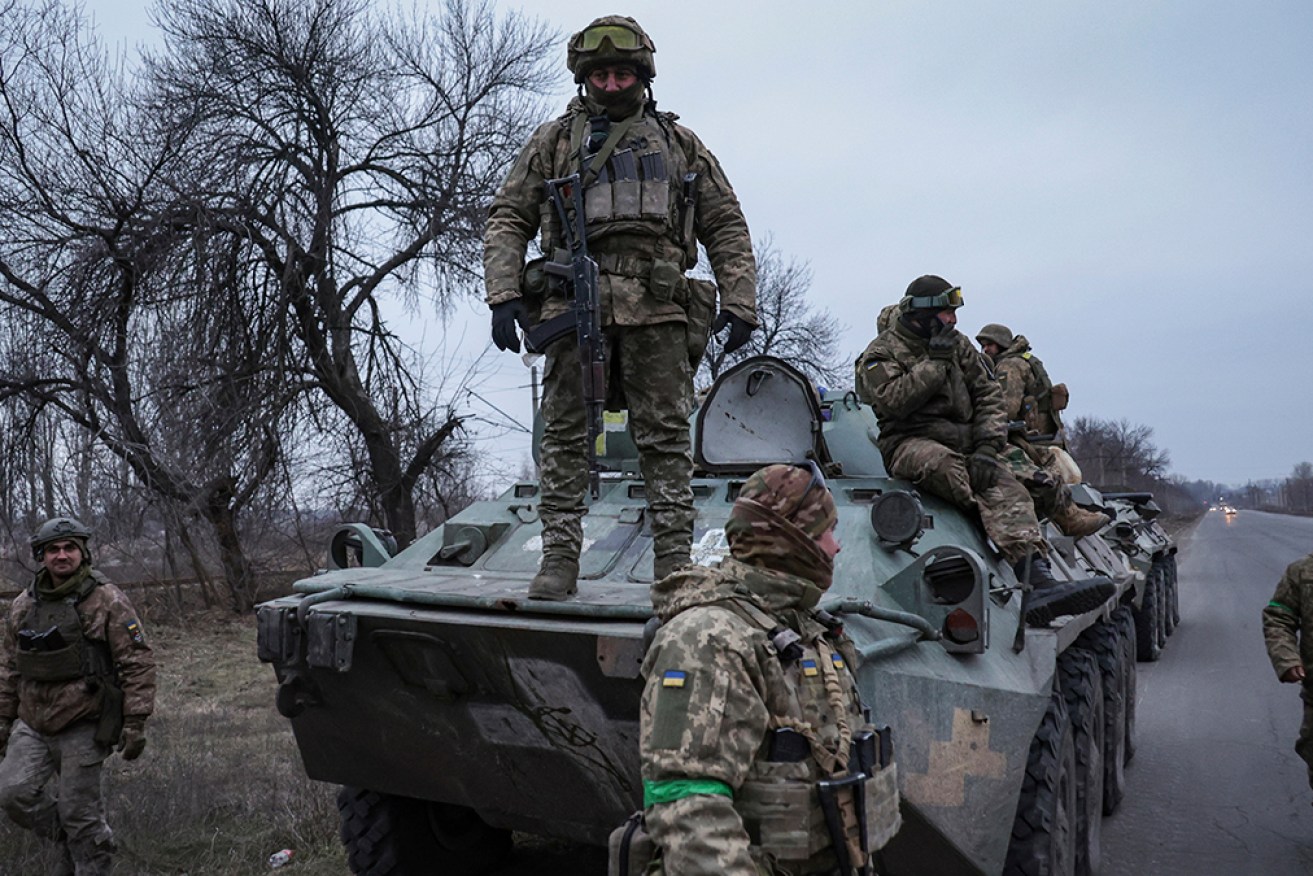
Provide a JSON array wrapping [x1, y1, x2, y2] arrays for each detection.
[[0, 611, 348, 875]]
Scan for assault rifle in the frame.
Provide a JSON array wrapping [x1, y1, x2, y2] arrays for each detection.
[[541, 173, 606, 500]]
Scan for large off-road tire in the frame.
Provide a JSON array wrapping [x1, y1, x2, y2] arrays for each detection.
[[1153, 567, 1169, 650], [1058, 650, 1105, 876], [1167, 554, 1181, 627], [1158, 559, 1176, 637], [1077, 618, 1127, 815], [1133, 569, 1163, 662], [1112, 607, 1137, 766], [337, 787, 512, 876], [1005, 687, 1078, 876]]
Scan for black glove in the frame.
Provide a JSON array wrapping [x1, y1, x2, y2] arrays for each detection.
[[491, 300, 527, 353], [712, 310, 754, 354], [927, 324, 957, 360], [967, 447, 1000, 492]]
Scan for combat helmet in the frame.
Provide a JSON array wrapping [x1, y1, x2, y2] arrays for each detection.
[[975, 323, 1014, 349], [30, 516, 92, 561], [567, 16, 656, 83]]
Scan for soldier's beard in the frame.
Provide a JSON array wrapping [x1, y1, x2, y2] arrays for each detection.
[[584, 81, 647, 120]]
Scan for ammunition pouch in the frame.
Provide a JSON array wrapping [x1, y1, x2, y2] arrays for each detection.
[[649, 259, 684, 304], [93, 680, 125, 748], [607, 811, 655, 876], [14, 645, 84, 682], [1048, 382, 1069, 412]]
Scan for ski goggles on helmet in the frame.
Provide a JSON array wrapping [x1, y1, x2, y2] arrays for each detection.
[[572, 24, 652, 53], [907, 286, 963, 310]]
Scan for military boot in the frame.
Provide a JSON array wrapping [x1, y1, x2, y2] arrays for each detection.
[[529, 555, 579, 601], [1052, 502, 1110, 539], [1014, 554, 1116, 627]]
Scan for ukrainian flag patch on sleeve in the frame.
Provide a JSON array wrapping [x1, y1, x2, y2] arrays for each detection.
[[661, 670, 687, 688], [801, 659, 819, 677], [831, 653, 845, 669], [124, 619, 145, 645]]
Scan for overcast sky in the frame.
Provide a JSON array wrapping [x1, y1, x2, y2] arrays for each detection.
[[87, 0, 1313, 487]]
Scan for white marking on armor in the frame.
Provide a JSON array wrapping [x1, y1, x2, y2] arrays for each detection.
[[690, 528, 731, 566]]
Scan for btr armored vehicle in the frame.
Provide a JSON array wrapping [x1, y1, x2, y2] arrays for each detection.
[[257, 356, 1178, 875]]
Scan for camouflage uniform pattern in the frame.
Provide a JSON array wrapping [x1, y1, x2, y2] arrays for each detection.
[[854, 320, 1044, 562], [992, 335, 1064, 436], [0, 567, 155, 875], [640, 466, 875, 875], [1263, 554, 1313, 787], [485, 92, 756, 572]]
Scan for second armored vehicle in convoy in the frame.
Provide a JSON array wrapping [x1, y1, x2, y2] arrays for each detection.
[[257, 356, 1180, 875]]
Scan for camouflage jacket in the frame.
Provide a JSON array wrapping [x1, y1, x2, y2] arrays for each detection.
[[0, 570, 156, 735], [854, 320, 1007, 461], [1264, 554, 1313, 681], [483, 96, 757, 328], [640, 558, 862, 876], [993, 336, 1061, 434]]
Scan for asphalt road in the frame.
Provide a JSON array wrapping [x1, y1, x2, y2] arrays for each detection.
[[488, 509, 1313, 875], [1101, 510, 1313, 876]]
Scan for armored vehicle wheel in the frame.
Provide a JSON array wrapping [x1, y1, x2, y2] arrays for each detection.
[[1005, 687, 1078, 876], [1076, 619, 1127, 815], [1058, 650, 1104, 876], [1153, 568, 1169, 649], [1133, 571, 1162, 663], [1167, 554, 1181, 627], [337, 787, 512, 876], [1113, 607, 1137, 765]]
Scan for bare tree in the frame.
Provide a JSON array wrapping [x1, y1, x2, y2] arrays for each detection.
[[0, 0, 289, 609], [1066, 416, 1171, 491], [140, 0, 557, 546], [698, 235, 846, 388]]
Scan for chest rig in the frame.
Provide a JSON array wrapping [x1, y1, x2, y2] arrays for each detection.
[[567, 108, 692, 268], [15, 578, 112, 683]]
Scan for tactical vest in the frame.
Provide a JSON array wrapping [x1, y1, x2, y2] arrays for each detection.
[[562, 109, 694, 272], [1020, 351, 1064, 431], [715, 598, 901, 870], [14, 576, 113, 683]]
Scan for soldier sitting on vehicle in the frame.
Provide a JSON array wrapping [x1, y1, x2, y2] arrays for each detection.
[[1263, 553, 1313, 797], [975, 322, 1106, 537], [855, 276, 1114, 626]]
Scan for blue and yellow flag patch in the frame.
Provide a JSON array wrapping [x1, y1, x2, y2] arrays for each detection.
[[125, 619, 145, 645], [831, 653, 845, 670], [801, 659, 819, 677], [661, 670, 687, 688]]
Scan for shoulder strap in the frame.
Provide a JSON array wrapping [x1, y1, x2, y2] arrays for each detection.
[[575, 107, 645, 187]]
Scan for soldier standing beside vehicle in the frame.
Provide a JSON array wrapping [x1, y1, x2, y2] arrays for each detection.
[[1263, 553, 1313, 794], [855, 276, 1113, 625], [0, 517, 156, 875], [974, 323, 1106, 537], [638, 464, 899, 875], [484, 15, 758, 600]]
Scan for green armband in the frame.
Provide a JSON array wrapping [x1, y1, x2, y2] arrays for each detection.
[[643, 778, 733, 807], [1269, 600, 1295, 614]]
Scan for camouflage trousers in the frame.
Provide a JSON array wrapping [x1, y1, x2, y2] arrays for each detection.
[[888, 437, 1042, 564], [539, 322, 694, 573], [0, 719, 115, 875], [1001, 447, 1108, 538], [1298, 686, 1313, 790]]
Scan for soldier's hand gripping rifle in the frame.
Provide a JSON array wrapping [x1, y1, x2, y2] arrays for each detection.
[[543, 173, 606, 500]]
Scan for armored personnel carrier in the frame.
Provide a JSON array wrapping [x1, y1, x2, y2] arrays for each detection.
[[257, 356, 1177, 876]]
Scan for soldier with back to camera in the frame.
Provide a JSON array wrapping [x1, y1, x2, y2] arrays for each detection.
[[0, 517, 156, 876], [483, 15, 758, 601], [1264, 553, 1313, 798]]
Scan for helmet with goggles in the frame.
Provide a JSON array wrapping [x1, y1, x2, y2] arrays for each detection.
[[902, 275, 963, 312], [567, 16, 656, 83]]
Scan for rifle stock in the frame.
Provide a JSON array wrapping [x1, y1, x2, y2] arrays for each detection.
[[544, 174, 606, 499]]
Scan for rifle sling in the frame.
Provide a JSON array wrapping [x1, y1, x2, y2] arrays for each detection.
[[573, 108, 644, 188]]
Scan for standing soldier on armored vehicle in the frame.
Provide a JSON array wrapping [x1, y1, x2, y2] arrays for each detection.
[[640, 464, 899, 875], [484, 15, 758, 601], [0, 517, 156, 876], [1263, 553, 1313, 795], [854, 276, 1113, 625]]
